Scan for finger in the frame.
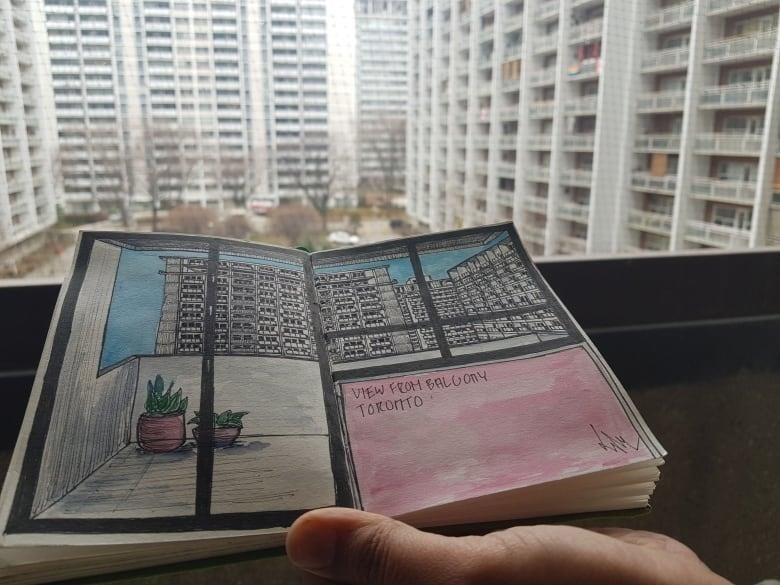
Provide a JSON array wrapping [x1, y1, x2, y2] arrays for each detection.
[[590, 527, 703, 561]]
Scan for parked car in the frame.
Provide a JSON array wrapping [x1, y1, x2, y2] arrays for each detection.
[[327, 231, 360, 246], [247, 196, 278, 215]]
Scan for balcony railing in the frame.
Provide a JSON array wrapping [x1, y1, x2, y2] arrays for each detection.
[[535, 1, 559, 21], [534, 34, 558, 54], [527, 134, 553, 150], [497, 188, 515, 206], [473, 136, 490, 148], [474, 160, 489, 174], [557, 201, 590, 222], [564, 95, 598, 115], [499, 134, 517, 147], [560, 168, 593, 187], [703, 30, 777, 63], [525, 165, 550, 182], [504, 43, 523, 59], [708, 0, 779, 15], [690, 177, 758, 205], [529, 68, 556, 86], [505, 13, 524, 31], [641, 47, 689, 72], [558, 235, 587, 255], [529, 100, 555, 118], [478, 27, 495, 42], [500, 105, 519, 120], [631, 172, 677, 194], [636, 90, 686, 113], [562, 134, 596, 150], [645, 0, 694, 30], [569, 18, 603, 44], [497, 161, 516, 176], [634, 133, 682, 152], [627, 209, 673, 235], [567, 58, 600, 80], [502, 77, 522, 91], [685, 219, 751, 248], [517, 224, 544, 246], [522, 195, 549, 214], [699, 81, 770, 108], [694, 133, 763, 155]]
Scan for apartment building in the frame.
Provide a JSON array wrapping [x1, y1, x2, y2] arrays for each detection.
[[406, 0, 780, 255], [0, 0, 56, 255], [355, 0, 408, 192]]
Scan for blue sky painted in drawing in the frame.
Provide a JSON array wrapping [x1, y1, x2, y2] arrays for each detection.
[[100, 248, 302, 369], [315, 231, 510, 284]]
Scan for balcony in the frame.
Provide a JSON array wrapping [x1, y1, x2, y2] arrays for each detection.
[[522, 194, 549, 214], [535, 1, 559, 21], [569, 18, 603, 45], [473, 187, 488, 201], [497, 188, 515, 206], [634, 133, 681, 152], [499, 134, 517, 147], [562, 133, 595, 151], [500, 105, 519, 120], [529, 100, 555, 118], [473, 136, 490, 148], [631, 172, 677, 195], [708, 0, 780, 16], [557, 201, 590, 222], [505, 13, 524, 32], [690, 177, 758, 205], [497, 161, 516, 176], [478, 27, 495, 43], [699, 81, 769, 109], [703, 30, 777, 63], [527, 134, 553, 150], [558, 235, 587, 254], [504, 43, 523, 59], [645, 1, 694, 31], [685, 219, 750, 248], [534, 34, 558, 54], [636, 90, 686, 113], [529, 68, 556, 86], [641, 47, 689, 73], [694, 133, 763, 156], [560, 168, 593, 187], [564, 95, 598, 115], [455, 62, 469, 76], [502, 77, 521, 91], [626, 209, 673, 235], [525, 165, 550, 182], [474, 160, 489, 175], [520, 223, 546, 245], [567, 58, 600, 80]]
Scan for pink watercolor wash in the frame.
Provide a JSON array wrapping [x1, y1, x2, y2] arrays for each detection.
[[341, 347, 653, 517]]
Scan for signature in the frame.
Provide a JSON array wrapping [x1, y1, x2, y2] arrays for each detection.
[[590, 424, 641, 454]]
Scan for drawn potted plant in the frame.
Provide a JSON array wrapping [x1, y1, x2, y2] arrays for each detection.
[[189, 409, 249, 448], [137, 375, 189, 454]]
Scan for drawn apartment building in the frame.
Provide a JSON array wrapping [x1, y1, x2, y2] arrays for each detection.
[[406, 0, 780, 255], [155, 256, 316, 359], [316, 237, 567, 363]]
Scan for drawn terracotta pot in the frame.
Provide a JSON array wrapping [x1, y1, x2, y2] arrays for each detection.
[[137, 413, 186, 453], [193, 427, 241, 448]]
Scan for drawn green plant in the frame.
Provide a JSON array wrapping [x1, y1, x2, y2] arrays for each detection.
[[188, 409, 249, 429], [144, 374, 188, 416]]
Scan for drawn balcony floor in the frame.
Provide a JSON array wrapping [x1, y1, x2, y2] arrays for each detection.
[[37, 435, 334, 519]]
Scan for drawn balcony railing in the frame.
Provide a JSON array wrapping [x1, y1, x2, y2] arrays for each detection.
[[626, 209, 673, 235], [708, 0, 779, 16], [564, 95, 598, 115], [685, 219, 751, 248], [560, 168, 593, 187], [631, 172, 678, 194], [569, 18, 603, 44], [690, 177, 758, 205], [496, 188, 515, 206], [527, 134, 553, 150], [522, 195, 549, 214], [641, 47, 689, 72], [634, 133, 682, 152], [694, 133, 763, 155], [557, 201, 591, 223], [529, 100, 555, 118], [534, 33, 558, 54], [699, 81, 770, 108], [636, 90, 686, 113], [645, 0, 694, 30], [703, 30, 777, 63], [520, 223, 546, 244], [562, 134, 596, 151], [525, 165, 551, 182], [558, 235, 587, 255], [529, 68, 556, 86]]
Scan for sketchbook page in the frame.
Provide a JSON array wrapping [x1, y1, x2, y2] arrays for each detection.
[[311, 223, 665, 517], [0, 232, 346, 546]]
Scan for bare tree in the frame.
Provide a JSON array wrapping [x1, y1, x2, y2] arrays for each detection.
[[363, 116, 406, 206], [219, 149, 262, 207], [269, 203, 322, 245]]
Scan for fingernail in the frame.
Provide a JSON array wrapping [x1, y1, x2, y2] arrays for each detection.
[[287, 515, 338, 570]]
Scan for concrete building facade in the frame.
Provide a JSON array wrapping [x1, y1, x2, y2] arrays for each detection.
[[406, 0, 780, 255]]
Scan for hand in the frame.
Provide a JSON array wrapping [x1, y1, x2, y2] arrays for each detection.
[[286, 507, 732, 585]]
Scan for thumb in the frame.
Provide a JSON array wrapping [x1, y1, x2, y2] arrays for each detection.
[[286, 507, 478, 585]]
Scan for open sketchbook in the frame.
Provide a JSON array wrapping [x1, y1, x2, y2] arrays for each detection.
[[0, 223, 665, 583]]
